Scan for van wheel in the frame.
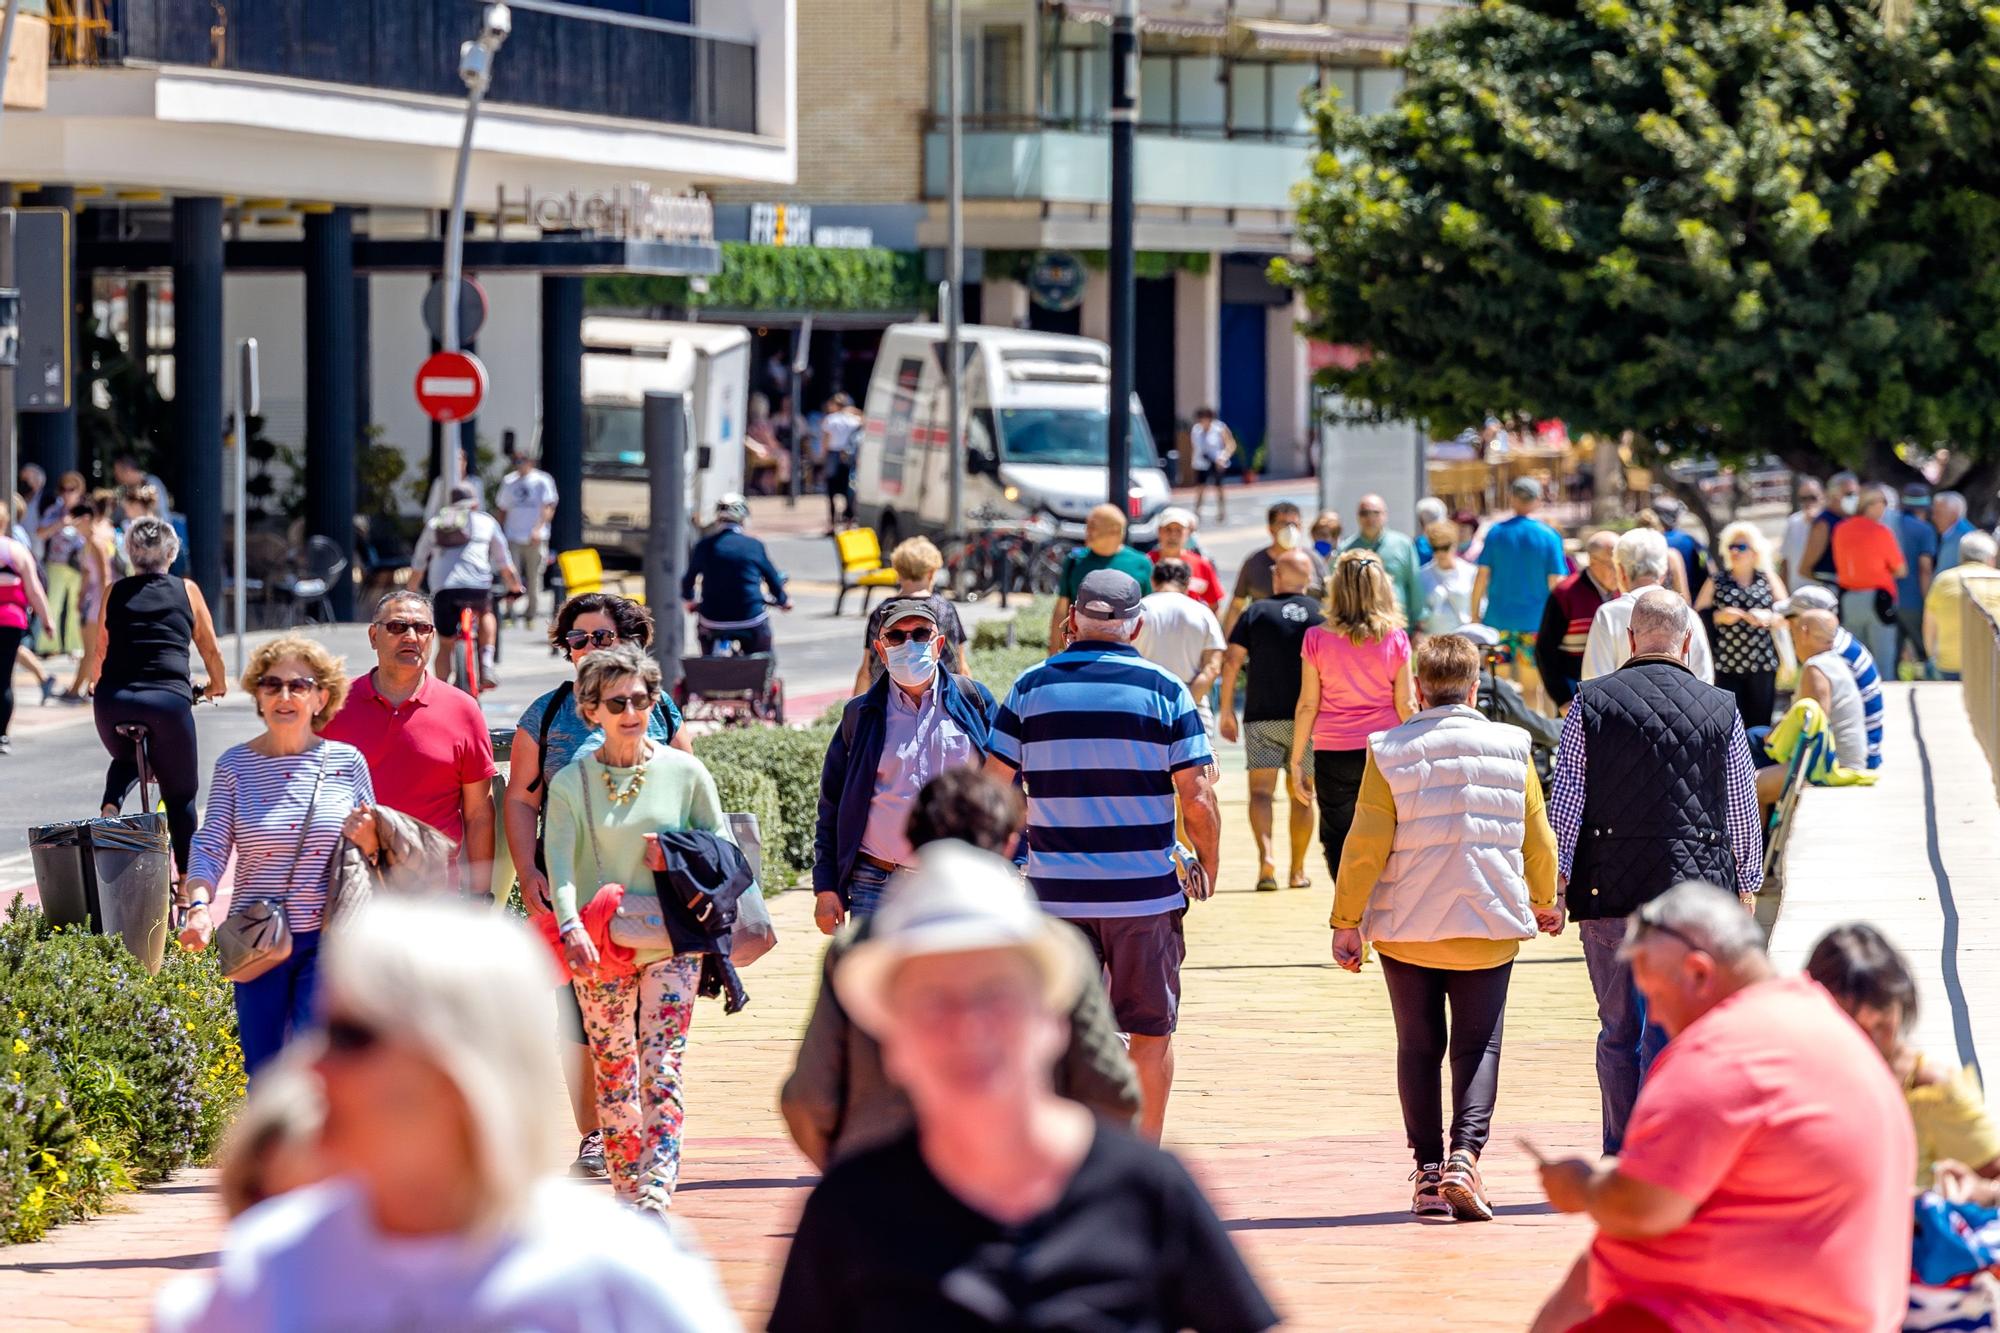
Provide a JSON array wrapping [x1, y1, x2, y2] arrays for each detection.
[[877, 511, 902, 551]]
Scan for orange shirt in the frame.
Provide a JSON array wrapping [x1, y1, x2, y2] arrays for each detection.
[[1831, 515, 1905, 597], [1588, 976, 1914, 1332]]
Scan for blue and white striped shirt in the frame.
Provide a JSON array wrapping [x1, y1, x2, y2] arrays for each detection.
[[1832, 627, 1884, 770], [188, 741, 375, 932], [987, 641, 1213, 918]]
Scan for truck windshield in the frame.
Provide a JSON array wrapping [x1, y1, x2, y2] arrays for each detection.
[[585, 405, 645, 467], [988, 406, 1160, 469]]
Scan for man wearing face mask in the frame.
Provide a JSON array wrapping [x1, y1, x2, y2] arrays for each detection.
[[1797, 470, 1860, 592], [1223, 502, 1326, 637], [814, 600, 997, 937], [1342, 493, 1426, 626]]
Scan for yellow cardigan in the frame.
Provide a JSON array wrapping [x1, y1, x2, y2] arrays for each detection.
[[1329, 753, 1559, 970]]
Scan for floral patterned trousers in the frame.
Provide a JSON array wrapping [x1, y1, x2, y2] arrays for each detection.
[[573, 954, 702, 1206]]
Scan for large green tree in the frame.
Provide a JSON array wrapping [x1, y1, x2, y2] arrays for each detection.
[[1283, 0, 2000, 510]]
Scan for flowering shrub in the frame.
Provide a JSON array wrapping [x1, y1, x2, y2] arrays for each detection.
[[0, 905, 243, 1243]]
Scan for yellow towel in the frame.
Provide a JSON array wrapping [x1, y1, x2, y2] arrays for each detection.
[[1764, 697, 1877, 787]]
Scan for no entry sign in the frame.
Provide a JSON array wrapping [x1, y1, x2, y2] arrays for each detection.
[[414, 350, 487, 423]]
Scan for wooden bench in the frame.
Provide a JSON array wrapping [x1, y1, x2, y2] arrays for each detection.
[[832, 527, 898, 616]]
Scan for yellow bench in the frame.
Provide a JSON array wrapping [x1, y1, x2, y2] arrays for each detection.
[[556, 547, 643, 603], [833, 527, 898, 616]]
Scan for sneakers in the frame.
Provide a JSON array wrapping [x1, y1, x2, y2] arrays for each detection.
[[571, 1130, 608, 1179], [1439, 1149, 1494, 1222], [1410, 1163, 1451, 1217]]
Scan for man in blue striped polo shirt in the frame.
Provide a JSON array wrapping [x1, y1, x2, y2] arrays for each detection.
[[985, 568, 1221, 1142]]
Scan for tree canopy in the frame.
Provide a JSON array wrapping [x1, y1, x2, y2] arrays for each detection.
[[1282, 0, 2000, 490]]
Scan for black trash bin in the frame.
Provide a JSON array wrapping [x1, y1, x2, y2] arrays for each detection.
[[27, 814, 174, 974]]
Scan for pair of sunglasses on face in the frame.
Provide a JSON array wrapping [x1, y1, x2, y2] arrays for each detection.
[[255, 676, 320, 697], [599, 691, 657, 716], [880, 626, 936, 647], [375, 619, 435, 638], [563, 628, 623, 652]]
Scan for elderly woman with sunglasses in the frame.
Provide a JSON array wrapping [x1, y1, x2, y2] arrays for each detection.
[[178, 637, 379, 1076], [543, 642, 733, 1216], [1694, 521, 1787, 730], [504, 591, 690, 1179]]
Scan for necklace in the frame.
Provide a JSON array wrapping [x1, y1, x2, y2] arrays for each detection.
[[597, 744, 652, 807]]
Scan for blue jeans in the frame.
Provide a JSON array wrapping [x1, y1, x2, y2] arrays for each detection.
[[845, 859, 893, 919], [1579, 917, 1669, 1155], [234, 928, 323, 1078]]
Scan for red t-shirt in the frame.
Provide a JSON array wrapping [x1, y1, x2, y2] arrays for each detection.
[[320, 670, 497, 846], [1589, 975, 1914, 1333], [1148, 547, 1224, 611], [1831, 516, 1906, 597]]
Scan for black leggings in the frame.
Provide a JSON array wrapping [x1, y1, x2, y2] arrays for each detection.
[[1313, 748, 1370, 880], [93, 685, 200, 875], [1714, 669, 1777, 732], [0, 624, 22, 737], [1379, 954, 1513, 1166]]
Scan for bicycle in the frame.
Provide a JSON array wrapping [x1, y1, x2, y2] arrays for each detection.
[[940, 508, 1070, 605]]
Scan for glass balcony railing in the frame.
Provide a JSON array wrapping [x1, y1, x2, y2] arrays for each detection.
[[47, 0, 759, 135]]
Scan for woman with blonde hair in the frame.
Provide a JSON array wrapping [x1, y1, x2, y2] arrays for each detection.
[[178, 636, 379, 1075], [1695, 520, 1788, 729], [1291, 550, 1417, 880], [157, 900, 737, 1331]]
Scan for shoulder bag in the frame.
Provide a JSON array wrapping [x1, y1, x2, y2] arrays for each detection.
[[215, 747, 328, 984], [581, 756, 677, 953]]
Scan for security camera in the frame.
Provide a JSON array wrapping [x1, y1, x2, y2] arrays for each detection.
[[480, 3, 512, 43]]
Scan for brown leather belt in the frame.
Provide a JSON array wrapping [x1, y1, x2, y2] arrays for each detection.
[[857, 851, 910, 874]]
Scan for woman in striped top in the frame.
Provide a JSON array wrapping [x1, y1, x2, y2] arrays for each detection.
[[180, 637, 379, 1075]]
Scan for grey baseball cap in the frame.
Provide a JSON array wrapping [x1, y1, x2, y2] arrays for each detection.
[[1075, 568, 1143, 620], [1773, 584, 1838, 616], [875, 597, 940, 629]]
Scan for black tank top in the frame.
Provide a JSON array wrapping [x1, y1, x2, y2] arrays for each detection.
[[100, 573, 194, 697]]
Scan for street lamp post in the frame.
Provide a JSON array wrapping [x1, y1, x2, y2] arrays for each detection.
[[1107, 0, 1137, 511], [442, 2, 511, 491], [944, 0, 966, 539]]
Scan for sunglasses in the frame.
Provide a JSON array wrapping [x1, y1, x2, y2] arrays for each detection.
[[600, 690, 656, 715], [375, 619, 435, 638], [1726, 544, 1750, 554], [255, 675, 320, 697], [881, 626, 936, 646], [322, 1016, 381, 1057], [1633, 915, 1708, 955], [562, 628, 621, 652]]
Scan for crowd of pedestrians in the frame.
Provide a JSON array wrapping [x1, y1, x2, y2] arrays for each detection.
[[0, 454, 1982, 1331]]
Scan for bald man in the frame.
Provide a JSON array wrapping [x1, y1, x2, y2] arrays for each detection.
[[1535, 530, 1620, 710], [1049, 503, 1153, 653], [1787, 608, 1869, 774], [1341, 493, 1424, 623]]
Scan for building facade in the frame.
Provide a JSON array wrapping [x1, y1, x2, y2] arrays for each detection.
[[5, 0, 795, 614]]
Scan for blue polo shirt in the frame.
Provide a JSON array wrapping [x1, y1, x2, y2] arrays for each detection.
[[1895, 510, 1938, 606], [987, 641, 1213, 918], [1474, 514, 1568, 633], [1937, 516, 1977, 573]]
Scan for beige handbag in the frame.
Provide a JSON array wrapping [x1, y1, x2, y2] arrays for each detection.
[[215, 750, 326, 984]]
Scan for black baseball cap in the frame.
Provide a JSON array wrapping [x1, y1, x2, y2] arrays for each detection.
[[875, 597, 940, 629], [1075, 569, 1143, 620]]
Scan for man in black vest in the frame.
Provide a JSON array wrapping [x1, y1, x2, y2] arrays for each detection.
[[1549, 588, 1764, 1154]]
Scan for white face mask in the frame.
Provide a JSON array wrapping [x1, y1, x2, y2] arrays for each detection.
[[1839, 493, 1860, 515], [884, 637, 938, 689], [1275, 523, 1302, 551]]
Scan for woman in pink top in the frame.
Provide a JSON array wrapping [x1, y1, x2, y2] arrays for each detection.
[[1290, 550, 1416, 880]]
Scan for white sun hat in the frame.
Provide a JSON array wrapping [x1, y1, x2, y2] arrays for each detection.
[[833, 841, 1087, 1038]]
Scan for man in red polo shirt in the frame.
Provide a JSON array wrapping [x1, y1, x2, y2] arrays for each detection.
[[322, 590, 499, 895]]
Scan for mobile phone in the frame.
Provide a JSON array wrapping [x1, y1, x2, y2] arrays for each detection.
[[1516, 1135, 1550, 1166]]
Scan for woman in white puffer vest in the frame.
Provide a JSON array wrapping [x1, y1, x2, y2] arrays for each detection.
[[1328, 633, 1562, 1225]]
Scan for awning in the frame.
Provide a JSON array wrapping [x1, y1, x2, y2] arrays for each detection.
[[1059, 3, 1232, 39], [1239, 18, 1411, 55]]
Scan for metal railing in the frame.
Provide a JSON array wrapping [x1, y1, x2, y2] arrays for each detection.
[[47, 0, 758, 134], [1960, 575, 2000, 806]]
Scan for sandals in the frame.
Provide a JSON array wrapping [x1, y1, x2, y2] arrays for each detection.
[[1289, 875, 1313, 890], [1254, 876, 1279, 892]]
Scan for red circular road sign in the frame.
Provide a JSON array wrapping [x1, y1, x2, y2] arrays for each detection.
[[414, 350, 487, 423]]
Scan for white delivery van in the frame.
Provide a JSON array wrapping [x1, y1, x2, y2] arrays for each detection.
[[573, 318, 750, 561], [853, 324, 1173, 547]]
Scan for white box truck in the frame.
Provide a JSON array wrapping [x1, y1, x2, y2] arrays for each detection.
[[575, 317, 751, 561], [853, 324, 1172, 548]]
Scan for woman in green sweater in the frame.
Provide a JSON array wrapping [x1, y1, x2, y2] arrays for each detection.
[[546, 642, 731, 1215]]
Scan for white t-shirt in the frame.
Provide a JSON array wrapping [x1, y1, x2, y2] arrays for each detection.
[[1418, 559, 1478, 635], [1581, 587, 1716, 684], [412, 508, 516, 593], [821, 410, 862, 461], [1191, 421, 1231, 467], [496, 468, 559, 545], [1780, 508, 1815, 584], [1136, 591, 1226, 686], [152, 1179, 741, 1333]]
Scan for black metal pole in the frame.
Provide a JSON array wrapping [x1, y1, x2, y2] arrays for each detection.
[[303, 207, 357, 620], [172, 196, 225, 607], [642, 390, 688, 692], [541, 274, 585, 553], [1107, 0, 1137, 509]]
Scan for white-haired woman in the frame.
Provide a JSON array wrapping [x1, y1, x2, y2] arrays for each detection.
[[1695, 520, 1787, 730], [545, 642, 732, 1215], [153, 899, 739, 1332], [86, 515, 226, 876]]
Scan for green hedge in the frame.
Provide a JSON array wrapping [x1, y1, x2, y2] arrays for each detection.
[[587, 243, 929, 316], [691, 724, 837, 889], [0, 907, 243, 1243], [970, 596, 1057, 652], [709, 768, 788, 892]]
